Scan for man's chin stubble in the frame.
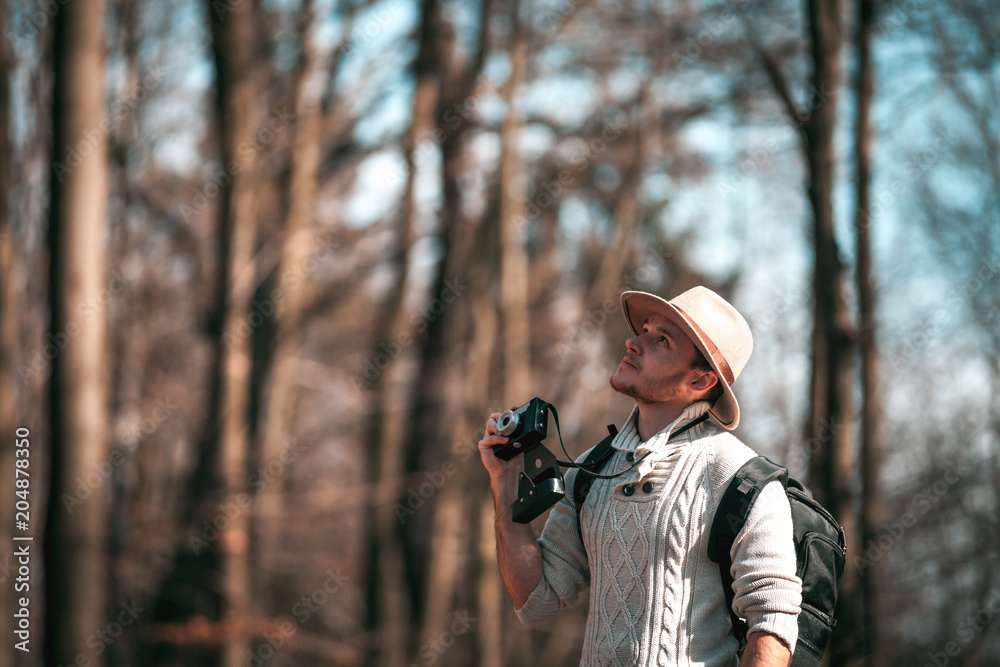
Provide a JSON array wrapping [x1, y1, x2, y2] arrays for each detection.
[[610, 374, 640, 399]]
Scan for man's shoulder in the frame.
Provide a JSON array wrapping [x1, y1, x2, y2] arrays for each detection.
[[696, 425, 760, 499], [696, 422, 757, 462]]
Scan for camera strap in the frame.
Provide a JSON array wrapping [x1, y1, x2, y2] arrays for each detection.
[[554, 410, 709, 480], [571, 411, 711, 550]]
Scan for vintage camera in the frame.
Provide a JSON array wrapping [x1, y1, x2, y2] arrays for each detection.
[[493, 397, 550, 460], [492, 397, 566, 524]]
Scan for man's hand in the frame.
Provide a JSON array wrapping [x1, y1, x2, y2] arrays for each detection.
[[478, 409, 543, 609], [739, 631, 792, 667], [477, 411, 523, 482]]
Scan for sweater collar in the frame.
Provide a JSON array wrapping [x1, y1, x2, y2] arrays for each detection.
[[613, 400, 713, 455]]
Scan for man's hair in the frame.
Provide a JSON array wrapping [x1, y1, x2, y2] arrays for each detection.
[[692, 349, 725, 406]]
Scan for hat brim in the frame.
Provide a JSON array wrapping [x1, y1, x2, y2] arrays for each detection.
[[620, 291, 740, 430]]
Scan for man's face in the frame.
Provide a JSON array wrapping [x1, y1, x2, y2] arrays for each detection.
[[609, 312, 706, 404]]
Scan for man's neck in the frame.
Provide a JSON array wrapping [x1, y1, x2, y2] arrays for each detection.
[[635, 399, 697, 442]]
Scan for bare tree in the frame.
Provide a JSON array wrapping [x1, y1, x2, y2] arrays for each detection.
[[42, 1, 110, 666], [744, 0, 860, 661], [206, 0, 263, 662], [16, 0, 1000, 664], [105, 8, 142, 665], [142, 0, 263, 654], [499, 0, 532, 400], [396, 0, 492, 658], [852, 0, 880, 661], [359, 0, 443, 662], [253, 0, 321, 600], [891, 2, 1000, 662]]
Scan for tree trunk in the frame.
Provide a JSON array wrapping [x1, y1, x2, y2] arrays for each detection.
[[254, 0, 320, 601], [418, 203, 501, 658], [42, 1, 110, 666], [207, 0, 261, 663], [586, 87, 646, 308], [470, 296, 502, 667], [803, 0, 847, 504], [801, 0, 859, 663], [498, 0, 531, 400], [360, 0, 441, 662], [397, 0, 491, 651], [397, 97, 474, 661], [477, 493, 504, 667], [853, 0, 879, 662], [106, 7, 141, 667]]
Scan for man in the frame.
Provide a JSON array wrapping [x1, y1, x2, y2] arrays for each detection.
[[478, 286, 801, 667]]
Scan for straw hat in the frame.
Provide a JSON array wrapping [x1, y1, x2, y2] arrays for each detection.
[[620, 286, 753, 430]]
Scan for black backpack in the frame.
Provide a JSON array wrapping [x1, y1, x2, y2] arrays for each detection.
[[708, 456, 846, 665], [574, 435, 846, 666]]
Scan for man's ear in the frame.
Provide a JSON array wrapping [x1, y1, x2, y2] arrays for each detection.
[[690, 369, 718, 393]]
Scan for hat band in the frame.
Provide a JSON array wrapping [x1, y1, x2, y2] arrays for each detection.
[[673, 304, 735, 385]]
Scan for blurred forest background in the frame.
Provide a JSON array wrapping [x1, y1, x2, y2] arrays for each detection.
[[0, 0, 998, 665]]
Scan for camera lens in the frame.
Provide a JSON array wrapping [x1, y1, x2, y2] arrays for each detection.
[[497, 409, 519, 436]]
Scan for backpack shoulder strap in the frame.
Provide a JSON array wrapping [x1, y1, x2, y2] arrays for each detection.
[[708, 456, 789, 562], [708, 455, 789, 646], [573, 424, 618, 517]]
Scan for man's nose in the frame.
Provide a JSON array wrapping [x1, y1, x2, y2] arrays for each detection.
[[625, 335, 641, 354]]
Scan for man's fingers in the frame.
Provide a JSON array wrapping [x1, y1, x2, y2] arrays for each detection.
[[485, 412, 503, 435], [479, 433, 509, 449]]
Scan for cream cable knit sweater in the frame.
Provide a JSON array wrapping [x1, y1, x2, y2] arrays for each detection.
[[515, 401, 801, 667]]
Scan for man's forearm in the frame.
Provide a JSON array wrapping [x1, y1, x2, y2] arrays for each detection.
[[492, 477, 543, 609], [478, 412, 545, 610], [739, 631, 792, 667]]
